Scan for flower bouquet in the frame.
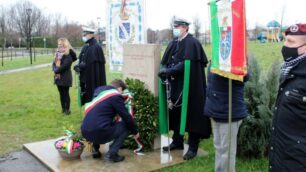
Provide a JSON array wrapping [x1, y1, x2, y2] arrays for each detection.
[[54, 129, 85, 160]]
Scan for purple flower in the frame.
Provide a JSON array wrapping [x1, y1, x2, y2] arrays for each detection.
[[55, 140, 65, 149]]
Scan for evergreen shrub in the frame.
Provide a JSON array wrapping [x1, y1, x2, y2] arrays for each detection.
[[237, 55, 280, 158], [123, 78, 158, 151]]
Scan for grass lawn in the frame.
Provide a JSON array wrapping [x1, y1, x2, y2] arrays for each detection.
[[0, 41, 282, 171], [0, 55, 54, 71], [0, 65, 122, 154]]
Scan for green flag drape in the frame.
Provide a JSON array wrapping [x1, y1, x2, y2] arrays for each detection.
[[77, 74, 82, 108], [180, 59, 191, 135], [158, 60, 191, 135]]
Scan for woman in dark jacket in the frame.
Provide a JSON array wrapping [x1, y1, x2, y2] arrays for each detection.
[[52, 38, 76, 115]]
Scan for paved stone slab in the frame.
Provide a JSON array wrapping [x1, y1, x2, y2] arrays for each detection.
[[0, 151, 49, 172], [23, 136, 208, 172]]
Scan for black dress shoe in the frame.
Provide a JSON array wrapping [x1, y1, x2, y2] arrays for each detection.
[[92, 149, 102, 159], [183, 150, 197, 160], [162, 143, 184, 152], [104, 152, 125, 163]]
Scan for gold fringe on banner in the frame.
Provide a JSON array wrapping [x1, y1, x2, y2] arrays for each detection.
[[211, 68, 244, 82]]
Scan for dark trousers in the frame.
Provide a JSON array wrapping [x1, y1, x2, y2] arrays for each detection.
[[172, 127, 201, 152], [93, 122, 129, 154], [170, 107, 201, 152], [57, 86, 70, 112]]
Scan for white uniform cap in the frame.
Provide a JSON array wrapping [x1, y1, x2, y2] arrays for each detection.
[[173, 17, 191, 27], [82, 26, 96, 34]]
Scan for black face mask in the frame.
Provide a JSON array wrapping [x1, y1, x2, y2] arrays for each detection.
[[281, 43, 306, 61]]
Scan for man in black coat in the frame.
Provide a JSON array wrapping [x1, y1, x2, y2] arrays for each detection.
[[158, 17, 211, 160], [74, 27, 107, 105], [269, 23, 306, 171]]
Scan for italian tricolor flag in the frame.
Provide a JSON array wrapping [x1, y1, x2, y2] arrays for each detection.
[[210, 0, 247, 81]]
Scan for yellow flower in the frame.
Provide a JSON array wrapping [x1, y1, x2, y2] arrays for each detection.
[[63, 141, 67, 148]]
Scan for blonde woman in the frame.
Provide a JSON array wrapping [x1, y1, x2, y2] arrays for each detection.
[[52, 38, 76, 115]]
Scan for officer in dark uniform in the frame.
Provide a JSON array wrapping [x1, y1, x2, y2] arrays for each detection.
[[159, 17, 211, 160], [269, 23, 306, 171], [81, 79, 139, 163], [74, 27, 106, 105]]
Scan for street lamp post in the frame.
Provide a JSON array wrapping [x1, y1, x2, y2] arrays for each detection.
[[1, 38, 4, 67], [4, 38, 6, 58], [33, 37, 36, 62], [26, 8, 32, 64], [97, 17, 101, 45], [43, 37, 46, 49], [18, 37, 21, 49]]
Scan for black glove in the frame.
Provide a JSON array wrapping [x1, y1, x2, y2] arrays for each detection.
[[158, 68, 170, 79], [79, 61, 86, 69], [73, 64, 80, 73]]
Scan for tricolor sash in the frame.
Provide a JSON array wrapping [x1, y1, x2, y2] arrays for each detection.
[[116, 89, 134, 121], [85, 89, 120, 115]]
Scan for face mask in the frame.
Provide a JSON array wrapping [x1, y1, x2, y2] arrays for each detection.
[[281, 43, 306, 61], [173, 29, 181, 38], [82, 36, 88, 43]]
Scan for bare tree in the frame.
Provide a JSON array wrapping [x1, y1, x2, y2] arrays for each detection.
[[280, 5, 286, 28], [156, 29, 172, 44], [51, 13, 65, 38], [147, 28, 157, 43], [87, 20, 97, 29], [0, 6, 9, 42], [35, 14, 51, 36], [193, 16, 201, 39], [6, 9, 18, 47], [9, 0, 42, 38], [59, 22, 82, 46], [168, 16, 176, 40]]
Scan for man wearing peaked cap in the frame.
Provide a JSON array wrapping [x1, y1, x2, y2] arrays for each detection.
[[82, 26, 96, 34], [269, 23, 306, 172], [173, 17, 190, 27], [158, 16, 211, 160], [74, 25, 107, 159]]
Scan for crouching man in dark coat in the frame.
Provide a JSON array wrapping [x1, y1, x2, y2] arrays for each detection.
[[158, 17, 211, 160], [81, 79, 139, 163], [269, 23, 306, 172]]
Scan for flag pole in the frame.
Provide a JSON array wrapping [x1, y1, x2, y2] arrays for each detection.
[[227, 79, 233, 172], [165, 79, 171, 160]]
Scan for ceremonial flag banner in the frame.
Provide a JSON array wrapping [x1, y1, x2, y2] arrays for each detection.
[[107, 0, 146, 72], [210, 0, 247, 81]]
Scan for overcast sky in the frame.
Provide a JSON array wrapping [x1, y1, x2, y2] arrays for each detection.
[[1, 0, 305, 31]]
